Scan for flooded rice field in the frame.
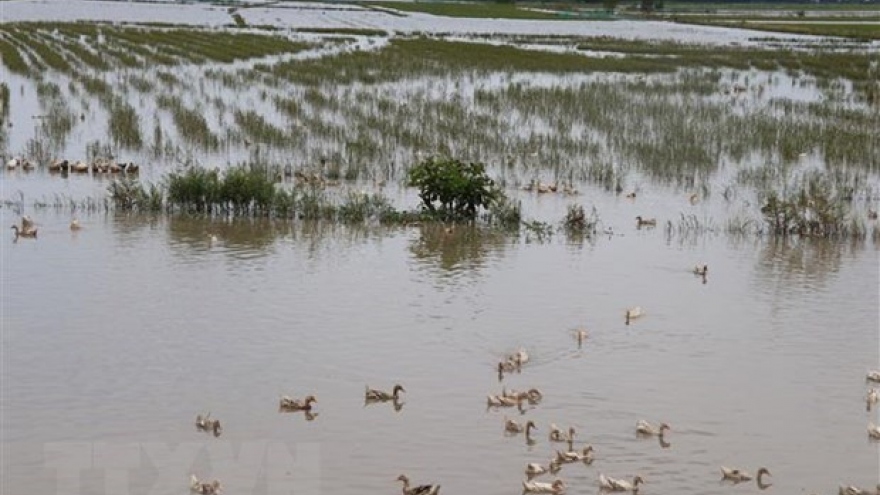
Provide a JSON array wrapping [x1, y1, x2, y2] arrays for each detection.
[[2, 1, 880, 494], [4, 0, 875, 46]]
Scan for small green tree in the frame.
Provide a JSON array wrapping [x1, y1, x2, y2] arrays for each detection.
[[407, 156, 501, 221]]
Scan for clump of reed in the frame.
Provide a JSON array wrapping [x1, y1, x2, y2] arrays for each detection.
[[337, 190, 396, 223], [108, 178, 163, 212], [759, 169, 862, 239], [562, 203, 599, 235], [484, 198, 523, 231]]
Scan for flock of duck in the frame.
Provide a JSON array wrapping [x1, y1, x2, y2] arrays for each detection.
[[483, 340, 779, 495], [491, 335, 879, 495], [5, 156, 140, 175], [186, 384, 413, 494], [9, 215, 82, 240], [7, 202, 877, 494], [185, 317, 879, 495]]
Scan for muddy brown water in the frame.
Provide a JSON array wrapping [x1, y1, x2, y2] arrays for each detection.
[[1, 205, 877, 495]]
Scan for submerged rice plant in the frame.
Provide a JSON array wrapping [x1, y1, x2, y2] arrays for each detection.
[[108, 98, 143, 150]]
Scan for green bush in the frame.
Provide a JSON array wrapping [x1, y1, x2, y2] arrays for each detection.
[[407, 156, 501, 221], [167, 166, 278, 215], [220, 166, 275, 214], [760, 171, 849, 238], [108, 178, 162, 212], [167, 167, 221, 213]]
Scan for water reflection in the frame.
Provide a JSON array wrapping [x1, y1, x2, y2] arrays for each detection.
[[111, 213, 161, 243], [168, 216, 283, 255], [408, 224, 508, 276], [364, 397, 405, 413], [754, 237, 851, 293]]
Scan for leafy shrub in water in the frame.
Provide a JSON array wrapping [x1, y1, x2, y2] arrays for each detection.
[[485, 197, 522, 231], [220, 166, 275, 215], [167, 167, 221, 213], [168, 166, 278, 215], [108, 178, 162, 212], [338, 191, 396, 223], [760, 171, 849, 238], [407, 156, 501, 221], [563, 204, 598, 234]]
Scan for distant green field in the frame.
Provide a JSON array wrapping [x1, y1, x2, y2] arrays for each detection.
[[663, 2, 880, 11], [363, 1, 567, 19], [672, 16, 880, 38], [737, 21, 880, 38], [667, 14, 880, 21]]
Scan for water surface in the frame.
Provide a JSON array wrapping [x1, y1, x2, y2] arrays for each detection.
[[2, 207, 878, 495]]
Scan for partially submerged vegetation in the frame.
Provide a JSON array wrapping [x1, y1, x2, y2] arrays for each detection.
[[0, 22, 311, 74], [104, 160, 523, 231], [1, 20, 878, 244], [674, 19, 880, 40], [363, 1, 564, 19]]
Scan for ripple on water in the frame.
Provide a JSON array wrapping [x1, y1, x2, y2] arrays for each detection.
[[2, 212, 878, 495]]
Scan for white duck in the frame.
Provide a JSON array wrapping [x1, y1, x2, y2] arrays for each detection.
[[555, 445, 594, 464], [636, 420, 670, 437], [525, 463, 548, 480], [365, 384, 405, 402], [513, 348, 530, 365], [503, 387, 543, 404], [189, 474, 221, 494], [549, 424, 576, 443], [279, 395, 317, 411], [868, 423, 880, 439], [599, 473, 644, 492], [720, 467, 771, 484], [522, 479, 565, 494], [839, 485, 880, 495], [506, 419, 537, 436], [625, 307, 644, 325], [488, 394, 523, 408]]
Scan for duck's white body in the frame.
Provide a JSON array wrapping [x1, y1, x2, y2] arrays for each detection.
[[839, 485, 880, 495], [189, 474, 221, 494], [868, 423, 880, 439], [625, 307, 644, 322], [636, 420, 669, 436], [549, 423, 575, 443], [555, 446, 593, 464], [599, 474, 643, 492], [720, 466, 751, 482], [525, 463, 547, 479], [503, 387, 543, 404], [522, 480, 565, 494], [488, 395, 521, 407]]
